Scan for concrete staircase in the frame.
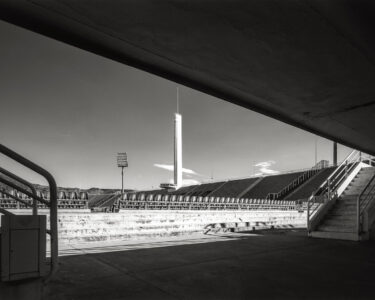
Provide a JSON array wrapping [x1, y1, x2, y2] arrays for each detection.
[[311, 167, 375, 241]]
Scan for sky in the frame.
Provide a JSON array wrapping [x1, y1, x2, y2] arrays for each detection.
[[0, 20, 352, 190]]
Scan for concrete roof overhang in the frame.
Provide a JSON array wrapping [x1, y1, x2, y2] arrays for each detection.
[[1, 1, 375, 154]]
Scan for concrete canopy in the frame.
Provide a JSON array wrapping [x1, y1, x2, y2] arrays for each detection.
[[1, 1, 375, 154]]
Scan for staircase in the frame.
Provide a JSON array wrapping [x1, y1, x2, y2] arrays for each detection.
[[311, 167, 375, 241]]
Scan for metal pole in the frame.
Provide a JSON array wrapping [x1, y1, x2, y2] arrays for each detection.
[[357, 195, 360, 236], [121, 166, 124, 196], [307, 198, 310, 233]]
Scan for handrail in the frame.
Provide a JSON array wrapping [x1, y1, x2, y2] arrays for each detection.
[[307, 149, 360, 233], [0, 167, 38, 215], [267, 167, 321, 200], [357, 173, 375, 234], [0, 207, 14, 216], [325, 150, 356, 182], [0, 144, 58, 281], [0, 176, 50, 206], [360, 176, 375, 214]]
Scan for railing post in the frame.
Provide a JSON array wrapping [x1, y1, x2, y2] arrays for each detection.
[[357, 194, 360, 236], [345, 161, 348, 178], [307, 198, 310, 232]]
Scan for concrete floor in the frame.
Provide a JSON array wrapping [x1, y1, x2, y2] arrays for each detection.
[[39, 230, 375, 300]]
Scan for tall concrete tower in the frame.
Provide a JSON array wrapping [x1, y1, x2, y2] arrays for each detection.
[[174, 113, 182, 189]]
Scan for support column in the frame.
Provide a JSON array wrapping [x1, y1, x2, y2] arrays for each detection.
[[333, 142, 338, 166]]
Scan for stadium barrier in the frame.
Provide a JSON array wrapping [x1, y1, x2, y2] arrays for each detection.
[[117, 192, 300, 211]]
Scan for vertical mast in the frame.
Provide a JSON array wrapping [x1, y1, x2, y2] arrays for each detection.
[[174, 87, 182, 189]]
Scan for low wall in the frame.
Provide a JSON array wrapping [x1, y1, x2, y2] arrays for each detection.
[[2, 209, 307, 243]]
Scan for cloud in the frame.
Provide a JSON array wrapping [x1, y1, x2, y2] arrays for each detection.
[[182, 179, 200, 186], [168, 178, 200, 186], [254, 160, 279, 175], [154, 163, 200, 176]]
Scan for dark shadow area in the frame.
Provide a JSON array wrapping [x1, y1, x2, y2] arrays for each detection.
[[43, 232, 375, 300]]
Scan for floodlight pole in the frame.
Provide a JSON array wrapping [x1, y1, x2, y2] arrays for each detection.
[[121, 166, 124, 196], [117, 152, 128, 197]]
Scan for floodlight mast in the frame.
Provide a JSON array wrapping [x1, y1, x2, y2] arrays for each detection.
[[121, 166, 124, 195], [117, 152, 128, 196]]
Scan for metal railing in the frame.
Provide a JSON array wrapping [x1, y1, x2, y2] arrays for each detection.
[[307, 150, 375, 233], [357, 172, 375, 234], [0, 144, 58, 281], [118, 193, 298, 211], [0, 167, 38, 214], [307, 150, 361, 232], [267, 166, 322, 200]]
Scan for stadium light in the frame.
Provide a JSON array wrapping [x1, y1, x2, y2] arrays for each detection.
[[117, 152, 128, 195]]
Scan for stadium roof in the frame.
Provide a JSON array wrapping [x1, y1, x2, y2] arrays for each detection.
[[1, 1, 375, 154]]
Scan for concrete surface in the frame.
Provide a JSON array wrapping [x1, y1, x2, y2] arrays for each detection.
[[39, 230, 375, 300]]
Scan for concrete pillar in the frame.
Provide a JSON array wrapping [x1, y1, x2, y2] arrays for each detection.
[[333, 142, 338, 166], [174, 113, 182, 189]]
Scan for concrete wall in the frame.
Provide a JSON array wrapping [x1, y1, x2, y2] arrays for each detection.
[[2, 209, 307, 243]]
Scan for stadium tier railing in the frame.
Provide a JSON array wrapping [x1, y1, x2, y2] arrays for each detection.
[[118, 192, 299, 211], [266, 160, 329, 200]]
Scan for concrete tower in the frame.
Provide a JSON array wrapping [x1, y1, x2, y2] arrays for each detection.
[[174, 112, 182, 189]]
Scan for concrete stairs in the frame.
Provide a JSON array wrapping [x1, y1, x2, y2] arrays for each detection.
[[311, 167, 375, 241]]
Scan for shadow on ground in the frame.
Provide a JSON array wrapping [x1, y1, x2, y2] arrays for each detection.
[[44, 231, 375, 300]]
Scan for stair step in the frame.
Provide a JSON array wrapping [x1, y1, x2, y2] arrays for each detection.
[[330, 206, 356, 211], [325, 215, 356, 221], [336, 199, 357, 203], [310, 231, 359, 241], [322, 220, 356, 227], [317, 225, 356, 233], [333, 203, 357, 208], [329, 210, 356, 216], [344, 189, 374, 194]]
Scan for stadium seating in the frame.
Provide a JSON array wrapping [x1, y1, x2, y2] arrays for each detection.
[[184, 182, 226, 197], [209, 177, 260, 197], [242, 172, 304, 199], [285, 167, 336, 200]]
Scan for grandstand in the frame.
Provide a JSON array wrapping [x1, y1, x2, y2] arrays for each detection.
[[0, 162, 339, 212], [115, 162, 338, 211]]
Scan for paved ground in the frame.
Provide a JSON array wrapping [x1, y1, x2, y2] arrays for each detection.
[[41, 230, 375, 300]]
